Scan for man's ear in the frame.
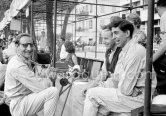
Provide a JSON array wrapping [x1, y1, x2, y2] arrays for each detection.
[[125, 30, 131, 38]]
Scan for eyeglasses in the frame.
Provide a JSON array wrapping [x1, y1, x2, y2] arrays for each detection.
[[19, 43, 34, 48]]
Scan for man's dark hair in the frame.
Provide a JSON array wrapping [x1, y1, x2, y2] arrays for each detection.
[[157, 0, 166, 7], [111, 19, 134, 38], [64, 41, 75, 53], [61, 37, 65, 42], [15, 33, 31, 45]]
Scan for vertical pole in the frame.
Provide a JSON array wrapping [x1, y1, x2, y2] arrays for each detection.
[[53, 0, 58, 86], [130, 0, 132, 13], [31, 0, 38, 61], [20, 10, 23, 33], [31, 1, 34, 38], [53, 0, 57, 67], [75, 6, 77, 47], [95, 0, 98, 58], [144, 0, 154, 116]]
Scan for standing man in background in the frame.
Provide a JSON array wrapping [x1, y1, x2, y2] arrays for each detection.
[[153, 0, 166, 62], [39, 31, 48, 52], [152, 0, 166, 105]]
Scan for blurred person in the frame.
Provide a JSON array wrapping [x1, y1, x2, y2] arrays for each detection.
[[39, 31, 47, 52], [60, 38, 68, 61], [4, 33, 59, 116], [153, 0, 166, 62], [64, 41, 78, 67], [3, 35, 17, 62], [126, 12, 147, 47], [83, 19, 157, 116], [152, 0, 166, 105]]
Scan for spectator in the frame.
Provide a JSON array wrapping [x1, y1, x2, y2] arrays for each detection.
[[3, 36, 17, 62], [83, 19, 157, 116], [39, 31, 47, 52], [153, 0, 166, 62], [152, 0, 166, 105], [4, 33, 59, 116], [126, 12, 147, 47], [64, 41, 78, 67], [60, 38, 68, 61], [97, 16, 122, 81]]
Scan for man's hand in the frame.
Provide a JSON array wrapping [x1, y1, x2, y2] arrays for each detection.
[[82, 80, 99, 96], [46, 66, 57, 82]]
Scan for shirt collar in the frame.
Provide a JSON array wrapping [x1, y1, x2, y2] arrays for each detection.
[[121, 39, 133, 52]]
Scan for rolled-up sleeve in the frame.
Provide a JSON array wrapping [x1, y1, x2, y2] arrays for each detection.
[[12, 65, 52, 93]]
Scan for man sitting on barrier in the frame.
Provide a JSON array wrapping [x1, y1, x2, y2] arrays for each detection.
[[100, 16, 122, 82], [4, 33, 59, 116], [83, 19, 157, 116]]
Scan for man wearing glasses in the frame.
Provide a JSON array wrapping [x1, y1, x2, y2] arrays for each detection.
[[4, 33, 59, 116]]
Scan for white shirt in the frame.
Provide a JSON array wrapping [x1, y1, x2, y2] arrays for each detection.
[[4, 55, 51, 100], [60, 44, 68, 60], [3, 42, 17, 60]]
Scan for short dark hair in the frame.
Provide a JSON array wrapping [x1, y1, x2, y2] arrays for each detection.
[[64, 41, 75, 53], [111, 19, 134, 38], [15, 33, 31, 45], [157, 0, 166, 7]]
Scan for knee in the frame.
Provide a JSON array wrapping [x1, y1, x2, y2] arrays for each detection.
[[47, 87, 59, 97], [86, 88, 98, 97]]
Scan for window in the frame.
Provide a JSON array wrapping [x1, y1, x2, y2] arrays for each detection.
[[112, 7, 116, 13], [90, 5, 93, 13], [89, 20, 93, 29], [86, 5, 88, 12], [100, 6, 105, 13]]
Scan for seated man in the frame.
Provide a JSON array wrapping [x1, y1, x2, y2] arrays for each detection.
[[83, 19, 157, 116], [4, 33, 59, 116], [100, 16, 122, 81]]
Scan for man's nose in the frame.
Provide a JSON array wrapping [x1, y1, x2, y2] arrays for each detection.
[[112, 34, 116, 39], [26, 45, 32, 50]]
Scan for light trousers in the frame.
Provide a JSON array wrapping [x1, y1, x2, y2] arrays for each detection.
[[10, 87, 59, 116], [83, 87, 143, 116]]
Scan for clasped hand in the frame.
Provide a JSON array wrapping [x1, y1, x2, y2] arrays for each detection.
[[45, 66, 57, 82]]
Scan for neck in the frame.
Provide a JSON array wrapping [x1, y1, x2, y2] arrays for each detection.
[[133, 27, 139, 35], [122, 38, 131, 48], [17, 53, 31, 64]]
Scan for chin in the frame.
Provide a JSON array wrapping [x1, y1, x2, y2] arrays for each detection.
[[24, 54, 32, 59]]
